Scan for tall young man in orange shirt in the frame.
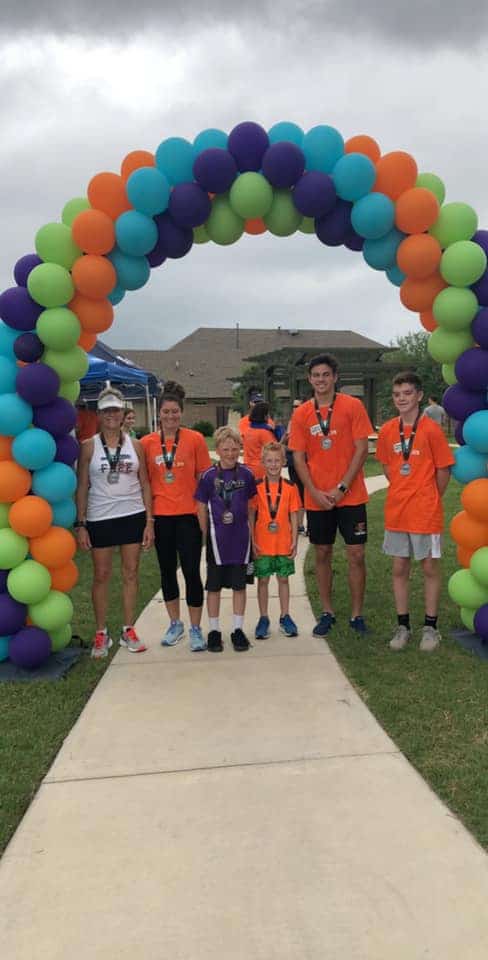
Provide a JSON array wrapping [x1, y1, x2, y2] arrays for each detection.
[[375, 371, 454, 652], [289, 353, 372, 636]]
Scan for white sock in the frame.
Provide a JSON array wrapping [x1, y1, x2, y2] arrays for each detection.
[[233, 615, 244, 630], [209, 617, 220, 631]]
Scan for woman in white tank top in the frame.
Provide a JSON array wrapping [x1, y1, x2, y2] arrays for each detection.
[[75, 387, 154, 660]]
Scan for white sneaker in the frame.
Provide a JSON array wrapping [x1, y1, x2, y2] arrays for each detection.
[[389, 625, 410, 651], [420, 625, 441, 652]]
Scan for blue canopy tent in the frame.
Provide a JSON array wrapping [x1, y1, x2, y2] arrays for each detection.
[[80, 343, 161, 429]]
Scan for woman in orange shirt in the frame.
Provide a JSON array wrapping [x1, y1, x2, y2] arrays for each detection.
[[242, 401, 278, 479], [140, 382, 212, 651]]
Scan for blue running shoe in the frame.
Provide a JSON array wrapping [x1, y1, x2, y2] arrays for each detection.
[[255, 615, 270, 640], [189, 625, 207, 652], [349, 616, 368, 634], [312, 612, 336, 637], [279, 614, 298, 637], [161, 619, 184, 646]]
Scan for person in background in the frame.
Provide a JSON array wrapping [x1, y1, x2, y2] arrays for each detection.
[[75, 387, 154, 659], [284, 398, 306, 534], [140, 381, 212, 651], [239, 388, 274, 440], [424, 395, 447, 432], [242, 400, 279, 479], [76, 399, 98, 442], [123, 407, 137, 437]]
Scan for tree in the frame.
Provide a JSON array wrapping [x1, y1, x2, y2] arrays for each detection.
[[377, 331, 446, 423]]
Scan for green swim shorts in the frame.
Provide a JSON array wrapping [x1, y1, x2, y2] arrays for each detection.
[[254, 555, 295, 578]]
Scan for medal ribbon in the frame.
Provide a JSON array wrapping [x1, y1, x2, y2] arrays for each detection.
[[399, 412, 421, 462], [160, 428, 179, 474], [265, 476, 282, 520], [216, 464, 239, 510], [314, 394, 336, 439], [100, 432, 123, 477]]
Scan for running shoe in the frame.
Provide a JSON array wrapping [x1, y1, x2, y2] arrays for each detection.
[[119, 626, 147, 653], [420, 625, 441, 652], [349, 616, 368, 635], [189, 625, 207, 652], [279, 614, 298, 637], [312, 612, 336, 637], [390, 625, 411, 651], [255, 615, 270, 640], [231, 628, 250, 652], [161, 620, 184, 646], [91, 630, 112, 660], [207, 630, 223, 652]]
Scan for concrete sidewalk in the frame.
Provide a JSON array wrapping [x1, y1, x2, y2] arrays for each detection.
[[2, 475, 488, 958]]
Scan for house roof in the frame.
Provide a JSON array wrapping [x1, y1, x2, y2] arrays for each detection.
[[120, 326, 389, 400]]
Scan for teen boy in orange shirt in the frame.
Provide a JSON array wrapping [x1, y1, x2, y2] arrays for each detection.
[[375, 371, 455, 652]]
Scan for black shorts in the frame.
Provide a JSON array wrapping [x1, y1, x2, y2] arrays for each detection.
[[307, 504, 367, 546], [86, 511, 146, 549], [206, 562, 248, 592]]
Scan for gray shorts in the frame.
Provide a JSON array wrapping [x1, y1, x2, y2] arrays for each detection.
[[383, 530, 442, 560]]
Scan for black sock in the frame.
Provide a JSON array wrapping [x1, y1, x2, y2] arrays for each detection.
[[424, 615, 438, 629], [398, 613, 410, 629]]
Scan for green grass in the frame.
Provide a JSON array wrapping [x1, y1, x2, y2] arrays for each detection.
[[304, 480, 488, 848], [0, 549, 162, 855]]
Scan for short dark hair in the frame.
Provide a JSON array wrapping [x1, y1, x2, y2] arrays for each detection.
[[250, 401, 269, 422], [428, 395, 438, 403], [392, 371, 423, 391], [308, 353, 339, 375]]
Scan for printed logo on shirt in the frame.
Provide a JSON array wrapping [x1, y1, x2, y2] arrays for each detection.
[[100, 454, 133, 474], [310, 424, 338, 437]]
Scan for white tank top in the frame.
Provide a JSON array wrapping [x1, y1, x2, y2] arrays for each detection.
[[87, 433, 145, 522]]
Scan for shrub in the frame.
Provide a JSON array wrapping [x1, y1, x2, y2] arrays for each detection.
[[192, 420, 214, 437]]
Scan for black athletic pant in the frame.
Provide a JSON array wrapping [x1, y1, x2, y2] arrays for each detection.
[[154, 514, 203, 607]]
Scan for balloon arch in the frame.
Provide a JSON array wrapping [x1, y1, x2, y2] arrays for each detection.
[[0, 119, 488, 668]]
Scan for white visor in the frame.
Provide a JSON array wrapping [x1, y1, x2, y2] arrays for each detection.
[[97, 394, 124, 411]]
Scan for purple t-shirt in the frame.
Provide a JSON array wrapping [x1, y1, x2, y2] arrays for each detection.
[[196, 463, 257, 565]]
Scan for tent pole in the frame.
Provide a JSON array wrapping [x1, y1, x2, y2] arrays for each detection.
[[145, 384, 152, 432]]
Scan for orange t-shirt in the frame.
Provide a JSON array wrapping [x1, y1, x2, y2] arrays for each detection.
[[243, 424, 277, 479], [239, 413, 274, 440], [251, 478, 302, 556], [375, 415, 455, 534], [140, 428, 212, 516], [288, 394, 372, 510]]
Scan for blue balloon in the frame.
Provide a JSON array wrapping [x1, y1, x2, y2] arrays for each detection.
[[155, 137, 194, 185], [463, 410, 488, 453], [0, 321, 20, 359], [12, 427, 56, 471], [302, 125, 344, 173], [351, 193, 395, 240], [386, 265, 406, 287], [268, 122, 304, 147], [332, 153, 376, 202], [126, 167, 170, 217], [51, 498, 76, 529], [108, 248, 150, 291], [363, 229, 405, 271], [108, 284, 125, 305], [0, 393, 32, 436], [452, 444, 488, 484], [115, 211, 158, 258], [193, 128, 228, 155], [0, 356, 19, 393], [32, 462, 77, 503], [0, 636, 10, 662]]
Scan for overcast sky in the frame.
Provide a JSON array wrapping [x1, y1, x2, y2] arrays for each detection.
[[1, 0, 487, 352]]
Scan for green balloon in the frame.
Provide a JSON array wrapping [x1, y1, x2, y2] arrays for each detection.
[[440, 241, 487, 288], [433, 287, 479, 331], [460, 607, 476, 632], [7, 559, 52, 605], [29, 590, 74, 632], [429, 202, 478, 249], [35, 223, 82, 271], [50, 622, 72, 652], [58, 380, 80, 404], [0, 529, 28, 569], [206, 196, 244, 245], [441, 362, 458, 386], [0, 504, 10, 529], [27, 263, 74, 308], [428, 327, 474, 363], [62, 197, 90, 227], [37, 308, 81, 350], [469, 547, 488, 588], [193, 224, 210, 244], [448, 568, 488, 608], [415, 172, 446, 205], [43, 346, 89, 382], [264, 190, 301, 237], [299, 217, 316, 234], [229, 173, 273, 219]]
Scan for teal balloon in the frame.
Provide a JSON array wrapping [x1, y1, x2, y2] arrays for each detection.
[[470, 547, 488, 588], [440, 241, 487, 288], [0, 529, 28, 569], [268, 122, 304, 146], [427, 327, 474, 363], [448, 569, 488, 608], [51, 498, 76, 528], [363, 228, 404, 271], [0, 636, 10, 662], [155, 137, 194, 185], [0, 321, 19, 359], [32, 462, 77, 503], [433, 287, 479, 331], [7, 559, 52, 605], [0, 356, 19, 393], [0, 394, 33, 436], [463, 410, 488, 453], [386, 265, 406, 286], [332, 153, 376, 202], [108, 284, 125, 305], [115, 211, 158, 257], [193, 129, 228, 155], [108, 248, 150, 291], [12, 428, 56, 471], [126, 167, 170, 217], [351, 193, 395, 240], [29, 590, 74, 632], [452, 445, 488, 484], [302, 125, 344, 173]]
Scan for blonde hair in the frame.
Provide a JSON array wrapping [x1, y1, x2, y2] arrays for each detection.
[[261, 441, 285, 465], [214, 426, 241, 449]]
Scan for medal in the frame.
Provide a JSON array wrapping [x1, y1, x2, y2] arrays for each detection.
[[268, 521, 279, 532], [222, 511, 234, 524], [265, 476, 282, 532], [315, 394, 335, 449], [216, 463, 239, 521], [107, 472, 120, 485], [100, 431, 123, 487], [398, 412, 420, 478], [399, 463, 411, 476], [165, 472, 175, 483], [321, 437, 332, 450], [160, 427, 179, 484]]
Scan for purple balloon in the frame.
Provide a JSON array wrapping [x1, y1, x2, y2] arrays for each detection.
[[0, 570, 9, 593], [228, 121, 269, 173], [0, 286, 42, 331], [55, 433, 80, 466], [9, 626, 51, 669], [471, 270, 488, 307], [16, 363, 60, 406], [261, 142, 305, 189], [14, 332, 43, 363], [472, 308, 488, 348], [193, 148, 237, 194], [472, 230, 488, 256], [0, 594, 26, 635], [454, 421, 466, 446], [154, 212, 193, 259], [344, 231, 364, 252], [147, 244, 167, 269], [292, 171, 336, 218], [442, 384, 486, 421], [33, 397, 76, 437], [474, 603, 488, 641], [316, 200, 353, 247], [14, 254, 42, 288], [168, 182, 211, 229], [455, 347, 488, 391]]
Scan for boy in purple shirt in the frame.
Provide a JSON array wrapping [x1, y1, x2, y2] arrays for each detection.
[[196, 427, 257, 652]]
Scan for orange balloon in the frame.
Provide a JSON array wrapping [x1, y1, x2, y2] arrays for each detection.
[[72, 255, 117, 300], [461, 479, 488, 523], [397, 234, 442, 280], [395, 187, 440, 234], [0, 437, 12, 461], [245, 218, 266, 235], [450, 510, 488, 551], [0, 462, 31, 503], [72, 209, 115, 255], [420, 310, 437, 332], [374, 151, 418, 200], [30, 526, 77, 569], [399, 272, 446, 312], [69, 294, 114, 334], [49, 560, 79, 592], [78, 330, 97, 352], [344, 135, 381, 163], [457, 545, 475, 568], [120, 150, 155, 182], [87, 172, 131, 220], [9, 496, 52, 537]]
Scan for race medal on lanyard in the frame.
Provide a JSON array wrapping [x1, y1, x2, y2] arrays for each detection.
[[160, 428, 179, 484], [315, 394, 335, 450], [101, 432, 123, 485], [399, 412, 420, 476], [216, 463, 238, 524], [266, 476, 282, 532]]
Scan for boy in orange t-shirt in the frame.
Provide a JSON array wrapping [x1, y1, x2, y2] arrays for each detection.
[[249, 442, 301, 639], [375, 371, 455, 653]]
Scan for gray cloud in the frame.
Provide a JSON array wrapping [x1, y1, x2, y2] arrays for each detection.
[[323, 0, 488, 47]]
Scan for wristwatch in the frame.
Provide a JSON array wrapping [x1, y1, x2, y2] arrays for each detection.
[[73, 520, 87, 529], [337, 482, 348, 494]]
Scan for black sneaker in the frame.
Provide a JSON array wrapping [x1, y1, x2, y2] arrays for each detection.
[[207, 630, 223, 652], [349, 616, 368, 635], [231, 628, 250, 652], [312, 612, 336, 637]]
